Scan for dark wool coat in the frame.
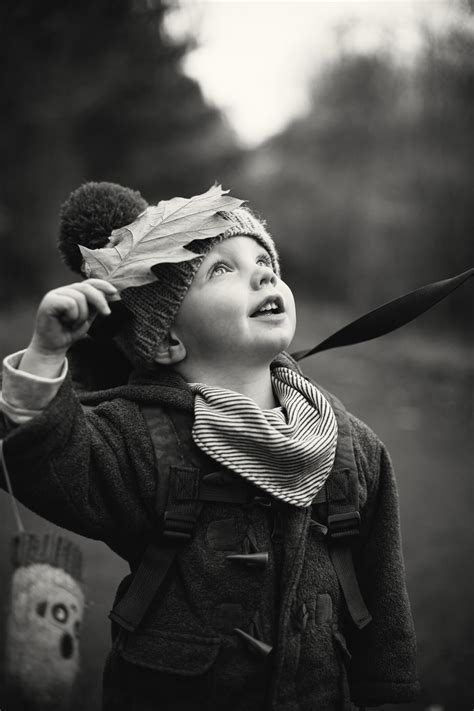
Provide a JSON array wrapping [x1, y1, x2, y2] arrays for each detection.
[[0, 353, 419, 710]]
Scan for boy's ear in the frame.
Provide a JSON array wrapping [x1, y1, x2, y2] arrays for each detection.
[[153, 330, 187, 365]]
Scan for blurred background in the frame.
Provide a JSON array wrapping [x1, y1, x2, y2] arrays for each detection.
[[0, 0, 473, 709]]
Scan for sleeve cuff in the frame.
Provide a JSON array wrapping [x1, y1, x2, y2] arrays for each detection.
[[1, 349, 68, 423]]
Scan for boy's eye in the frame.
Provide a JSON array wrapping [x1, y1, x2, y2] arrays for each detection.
[[208, 254, 271, 278], [210, 262, 230, 278], [257, 254, 272, 268]]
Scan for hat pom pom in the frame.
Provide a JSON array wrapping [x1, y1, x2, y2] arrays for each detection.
[[58, 181, 148, 274]]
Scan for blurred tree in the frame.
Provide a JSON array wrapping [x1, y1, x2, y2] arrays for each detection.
[[0, 0, 240, 305], [412, 23, 474, 329], [237, 51, 407, 305], [237, 21, 473, 337]]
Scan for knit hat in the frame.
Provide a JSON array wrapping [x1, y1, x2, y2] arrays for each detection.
[[11, 531, 83, 582], [58, 182, 279, 367]]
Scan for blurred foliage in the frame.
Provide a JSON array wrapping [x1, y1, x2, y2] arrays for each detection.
[[0, 0, 241, 305], [0, 6, 472, 707], [234, 19, 474, 337], [0, 2, 472, 342]]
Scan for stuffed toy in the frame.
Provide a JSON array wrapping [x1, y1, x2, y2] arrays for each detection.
[[4, 531, 84, 711]]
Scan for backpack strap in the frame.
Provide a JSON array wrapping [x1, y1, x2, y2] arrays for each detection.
[[109, 405, 253, 633], [312, 387, 372, 631], [109, 406, 203, 632]]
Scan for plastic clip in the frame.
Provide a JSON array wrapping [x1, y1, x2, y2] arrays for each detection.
[[327, 511, 360, 540], [161, 511, 195, 541]]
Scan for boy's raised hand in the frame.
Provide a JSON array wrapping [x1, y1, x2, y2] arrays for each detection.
[[19, 279, 120, 378]]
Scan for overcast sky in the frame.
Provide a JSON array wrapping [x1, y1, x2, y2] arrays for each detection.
[[166, 0, 464, 146]]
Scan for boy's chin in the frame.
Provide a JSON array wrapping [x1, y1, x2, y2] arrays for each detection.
[[246, 336, 294, 363]]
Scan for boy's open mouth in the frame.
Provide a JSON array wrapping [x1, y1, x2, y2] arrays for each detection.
[[250, 295, 284, 317]]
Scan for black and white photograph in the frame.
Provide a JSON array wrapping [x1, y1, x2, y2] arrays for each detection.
[[0, 1, 473, 710]]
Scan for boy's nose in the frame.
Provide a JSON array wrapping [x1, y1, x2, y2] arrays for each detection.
[[252, 265, 277, 289]]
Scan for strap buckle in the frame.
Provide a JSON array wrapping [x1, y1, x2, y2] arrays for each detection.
[[161, 511, 196, 541], [327, 511, 360, 540]]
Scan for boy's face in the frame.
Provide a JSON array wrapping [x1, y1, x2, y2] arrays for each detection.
[[173, 236, 296, 367]]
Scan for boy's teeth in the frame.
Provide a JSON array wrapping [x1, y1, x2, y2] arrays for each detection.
[[251, 299, 280, 316], [258, 302, 276, 313]]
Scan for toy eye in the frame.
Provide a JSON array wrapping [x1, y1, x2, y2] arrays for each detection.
[[36, 601, 47, 617], [52, 603, 69, 624]]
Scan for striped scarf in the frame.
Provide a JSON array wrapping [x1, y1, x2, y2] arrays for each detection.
[[189, 367, 338, 507]]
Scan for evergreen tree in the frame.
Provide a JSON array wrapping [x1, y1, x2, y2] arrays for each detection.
[[0, 0, 239, 304]]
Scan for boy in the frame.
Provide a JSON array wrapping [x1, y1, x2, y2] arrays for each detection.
[[0, 182, 419, 710]]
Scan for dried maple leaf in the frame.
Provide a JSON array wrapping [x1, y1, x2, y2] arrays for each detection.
[[79, 184, 244, 291]]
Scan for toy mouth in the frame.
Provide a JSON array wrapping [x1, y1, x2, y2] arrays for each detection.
[[250, 295, 284, 317], [60, 633, 74, 659]]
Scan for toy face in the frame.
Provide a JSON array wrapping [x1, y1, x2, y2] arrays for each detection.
[[31, 583, 82, 659], [5, 563, 85, 706]]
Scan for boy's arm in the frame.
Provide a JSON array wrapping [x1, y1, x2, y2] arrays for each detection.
[[0, 278, 158, 552], [347, 427, 420, 705], [0, 368, 157, 558], [0, 278, 119, 424], [0, 350, 67, 424]]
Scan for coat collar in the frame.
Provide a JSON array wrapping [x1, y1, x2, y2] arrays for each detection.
[[79, 351, 303, 410]]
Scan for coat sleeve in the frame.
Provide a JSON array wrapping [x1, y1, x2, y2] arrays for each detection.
[[0, 375, 157, 556], [347, 421, 420, 706]]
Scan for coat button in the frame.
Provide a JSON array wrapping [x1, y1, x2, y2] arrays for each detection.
[[226, 552, 269, 568], [293, 602, 309, 632], [254, 495, 272, 507], [234, 627, 273, 656], [309, 519, 328, 537]]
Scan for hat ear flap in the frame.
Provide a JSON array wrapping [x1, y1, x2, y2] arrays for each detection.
[[58, 181, 148, 274]]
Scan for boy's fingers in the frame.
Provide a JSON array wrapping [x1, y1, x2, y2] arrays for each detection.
[[67, 282, 113, 317], [49, 294, 80, 324], [55, 287, 89, 323], [82, 278, 121, 299]]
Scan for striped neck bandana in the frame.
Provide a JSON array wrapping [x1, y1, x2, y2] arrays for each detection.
[[189, 367, 338, 507]]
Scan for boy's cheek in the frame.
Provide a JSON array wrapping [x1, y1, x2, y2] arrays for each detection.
[[284, 290, 297, 327]]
